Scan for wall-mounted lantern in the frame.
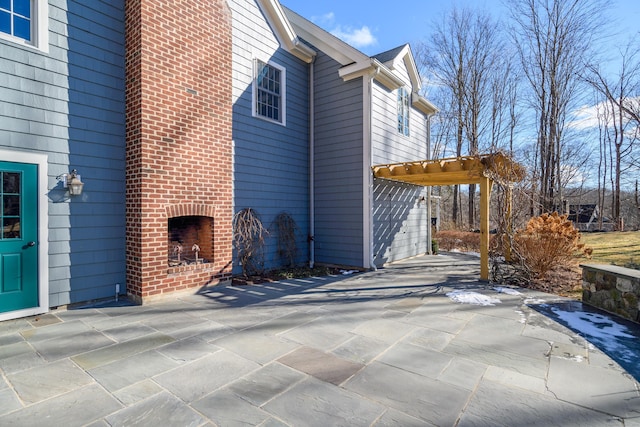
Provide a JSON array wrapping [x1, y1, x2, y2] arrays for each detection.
[[58, 169, 85, 196]]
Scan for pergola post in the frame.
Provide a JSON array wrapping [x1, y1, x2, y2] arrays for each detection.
[[480, 176, 493, 280], [504, 184, 513, 262], [372, 153, 522, 281]]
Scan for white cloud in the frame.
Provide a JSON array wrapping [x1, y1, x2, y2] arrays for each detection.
[[570, 104, 603, 130], [570, 97, 640, 130], [308, 10, 377, 49], [330, 25, 377, 48], [311, 12, 335, 27]]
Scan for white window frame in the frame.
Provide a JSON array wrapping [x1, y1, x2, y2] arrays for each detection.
[[397, 87, 410, 137], [252, 58, 286, 126], [0, 0, 48, 53]]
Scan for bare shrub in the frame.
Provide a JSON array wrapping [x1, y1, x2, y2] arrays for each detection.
[[435, 230, 484, 252], [513, 212, 592, 278], [273, 211, 298, 268], [233, 208, 267, 277]]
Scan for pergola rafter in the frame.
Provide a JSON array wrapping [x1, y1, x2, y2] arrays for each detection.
[[372, 153, 524, 280]]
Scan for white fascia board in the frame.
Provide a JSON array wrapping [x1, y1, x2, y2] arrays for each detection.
[[383, 45, 422, 93], [338, 61, 372, 81], [339, 59, 405, 90], [402, 49, 422, 92], [285, 7, 368, 66], [256, 0, 316, 63], [412, 94, 439, 115]]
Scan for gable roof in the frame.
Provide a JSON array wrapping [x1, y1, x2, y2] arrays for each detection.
[[260, 0, 437, 115], [372, 45, 406, 64], [373, 45, 421, 92], [255, 0, 316, 63], [374, 44, 438, 115]]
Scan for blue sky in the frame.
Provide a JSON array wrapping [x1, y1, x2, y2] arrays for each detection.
[[280, 0, 640, 58]]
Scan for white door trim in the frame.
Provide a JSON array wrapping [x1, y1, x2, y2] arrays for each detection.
[[0, 149, 49, 321]]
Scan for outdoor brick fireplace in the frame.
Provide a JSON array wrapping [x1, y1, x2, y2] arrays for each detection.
[[125, 0, 233, 303], [168, 215, 214, 267]]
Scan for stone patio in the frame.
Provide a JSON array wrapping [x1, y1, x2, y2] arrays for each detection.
[[0, 253, 639, 426]]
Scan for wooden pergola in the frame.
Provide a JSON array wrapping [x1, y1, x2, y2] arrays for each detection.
[[372, 153, 524, 280]]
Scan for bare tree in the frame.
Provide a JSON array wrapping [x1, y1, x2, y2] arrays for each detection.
[[584, 42, 640, 229], [419, 7, 506, 228], [509, 0, 604, 213]]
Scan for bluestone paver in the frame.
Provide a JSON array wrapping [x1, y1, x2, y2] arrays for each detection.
[[7, 358, 93, 404], [112, 379, 164, 406], [71, 332, 175, 370], [345, 361, 471, 426], [278, 346, 364, 385], [373, 408, 436, 427], [88, 349, 179, 392], [0, 389, 22, 417], [227, 362, 306, 406], [154, 350, 260, 402], [212, 329, 299, 364], [0, 253, 638, 426], [457, 379, 618, 426], [0, 384, 122, 426], [192, 388, 271, 426], [263, 377, 385, 427], [106, 391, 205, 427]]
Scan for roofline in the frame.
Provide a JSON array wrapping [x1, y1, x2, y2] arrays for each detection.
[[284, 6, 368, 66], [338, 59, 405, 90], [256, 0, 316, 63], [412, 94, 439, 115]]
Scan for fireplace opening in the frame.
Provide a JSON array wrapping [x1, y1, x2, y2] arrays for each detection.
[[168, 216, 213, 267]]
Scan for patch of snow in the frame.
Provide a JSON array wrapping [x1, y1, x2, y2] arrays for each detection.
[[514, 309, 527, 324], [524, 298, 547, 305], [549, 306, 638, 364], [549, 307, 634, 340], [493, 286, 522, 296], [340, 269, 358, 275], [553, 354, 585, 363], [447, 290, 502, 306]]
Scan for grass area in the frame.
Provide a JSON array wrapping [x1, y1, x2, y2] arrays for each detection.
[[580, 231, 640, 268]]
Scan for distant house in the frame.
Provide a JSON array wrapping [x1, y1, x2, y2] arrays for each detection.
[[567, 204, 613, 231], [0, 0, 436, 321]]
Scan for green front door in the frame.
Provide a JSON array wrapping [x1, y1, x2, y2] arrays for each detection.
[[0, 162, 38, 313]]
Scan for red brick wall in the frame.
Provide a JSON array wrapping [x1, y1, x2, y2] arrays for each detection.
[[125, 0, 233, 302]]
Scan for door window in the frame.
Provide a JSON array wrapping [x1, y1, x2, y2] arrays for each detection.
[[1, 172, 21, 239]]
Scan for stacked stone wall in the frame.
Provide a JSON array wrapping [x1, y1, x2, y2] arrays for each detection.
[[582, 264, 640, 322]]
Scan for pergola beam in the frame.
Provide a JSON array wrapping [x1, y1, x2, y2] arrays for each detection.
[[372, 153, 523, 281]]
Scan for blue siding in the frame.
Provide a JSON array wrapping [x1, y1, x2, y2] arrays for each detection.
[[371, 74, 430, 266], [231, 0, 310, 272], [0, 0, 126, 307], [313, 51, 366, 267], [373, 179, 428, 266]]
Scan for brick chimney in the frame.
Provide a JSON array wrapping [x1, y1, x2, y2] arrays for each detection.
[[125, 0, 233, 302]]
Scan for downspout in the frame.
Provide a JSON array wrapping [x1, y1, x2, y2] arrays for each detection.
[[309, 57, 316, 268], [366, 69, 378, 270], [426, 113, 433, 254]]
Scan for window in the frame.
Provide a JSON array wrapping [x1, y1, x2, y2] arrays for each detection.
[[0, 0, 48, 51], [253, 59, 286, 125], [0, 0, 30, 40], [397, 87, 410, 137]]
